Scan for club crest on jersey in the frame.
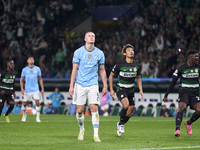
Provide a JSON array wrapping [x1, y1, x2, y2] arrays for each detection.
[[134, 68, 137, 72], [191, 70, 193, 73], [31, 70, 33, 73], [94, 56, 98, 59], [35, 71, 37, 73], [88, 54, 92, 59], [195, 69, 198, 73]]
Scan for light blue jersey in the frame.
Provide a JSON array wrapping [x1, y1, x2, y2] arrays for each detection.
[[73, 46, 105, 87], [21, 66, 41, 93]]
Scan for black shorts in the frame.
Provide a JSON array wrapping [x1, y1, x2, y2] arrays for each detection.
[[0, 92, 15, 104], [178, 89, 200, 109], [116, 89, 135, 106]]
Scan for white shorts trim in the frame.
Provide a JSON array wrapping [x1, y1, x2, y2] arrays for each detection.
[[72, 83, 100, 105], [23, 91, 40, 102]]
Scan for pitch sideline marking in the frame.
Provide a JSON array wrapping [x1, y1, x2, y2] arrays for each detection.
[[112, 145, 200, 150]]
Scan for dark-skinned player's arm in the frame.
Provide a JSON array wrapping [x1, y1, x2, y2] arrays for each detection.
[[163, 74, 179, 102], [0, 72, 5, 95]]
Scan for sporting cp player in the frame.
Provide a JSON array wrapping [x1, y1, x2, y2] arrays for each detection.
[[20, 56, 44, 122], [109, 44, 143, 136], [0, 60, 17, 123], [69, 31, 107, 142], [163, 50, 200, 137]]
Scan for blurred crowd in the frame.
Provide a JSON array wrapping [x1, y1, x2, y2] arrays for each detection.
[[0, 0, 200, 78]]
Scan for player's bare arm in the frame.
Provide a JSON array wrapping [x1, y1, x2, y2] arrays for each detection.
[[20, 77, 25, 95], [39, 76, 44, 95], [99, 65, 108, 96], [109, 72, 115, 99], [136, 75, 143, 98], [69, 63, 79, 97]]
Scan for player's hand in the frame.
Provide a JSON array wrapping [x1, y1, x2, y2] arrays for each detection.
[[163, 97, 168, 102], [21, 89, 25, 95], [41, 89, 44, 95], [110, 90, 115, 99], [139, 91, 143, 99], [102, 86, 107, 96], [0, 90, 5, 95], [69, 87, 74, 97]]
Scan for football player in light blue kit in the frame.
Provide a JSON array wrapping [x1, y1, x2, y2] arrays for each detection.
[[20, 56, 44, 122], [69, 32, 108, 142]]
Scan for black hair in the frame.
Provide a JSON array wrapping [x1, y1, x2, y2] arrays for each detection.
[[4, 59, 13, 68], [27, 55, 34, 60], [186, 50, 198, 59], [121, 44, 134, 58]]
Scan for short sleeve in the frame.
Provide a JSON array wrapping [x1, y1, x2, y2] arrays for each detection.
[[173, 67, 181, 78], [111, 64, 120, 75], [98, 51, 105, 65], [137, 64, 142, 76], [38, 68, 42, 76], [72, 50, 80, 64], [21, 68, 25, 77]]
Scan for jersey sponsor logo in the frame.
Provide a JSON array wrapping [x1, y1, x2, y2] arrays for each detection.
[[191, 70, 193, 73], [119, 72, 136, 77], [10, 76, 12, 78], [130, 68, 132, 71], [88, 54, 92, 59], [182, 73, 199, 78], [2, 78, 14, 83]]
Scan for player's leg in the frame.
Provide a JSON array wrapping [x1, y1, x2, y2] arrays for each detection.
[[175, 102, 187, 136], [76, 105, 85, 140], [35, 99, 41, 122], [33, 91, 41, 122], [88, 85, 101, 142], [21, 92, 31, 122], [119, 97, 129, 133], [121, 94, 135, 126], [185, 94, 200, 135], [74, 83, 86, 140], [116, 90, 129, 134], [4, 94, 15, 123], [0, 94, 5, 116]]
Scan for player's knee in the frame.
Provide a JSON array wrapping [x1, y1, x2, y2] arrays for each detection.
[[123, 105, 129, 110], [178, 105, 187, 113], [126, 113, 132, 117], [195, 107, 200, 115], [77, 110, 84, 114], [9, 103, 14, 108]]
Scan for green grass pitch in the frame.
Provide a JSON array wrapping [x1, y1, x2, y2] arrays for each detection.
[[0, 114, 200, 150]]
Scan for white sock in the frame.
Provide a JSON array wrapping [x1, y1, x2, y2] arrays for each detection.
[[36, 106, 40, 119], [92, 111, 99, 137], [76, 112, 84, 131], [22, 105, 27, 116]]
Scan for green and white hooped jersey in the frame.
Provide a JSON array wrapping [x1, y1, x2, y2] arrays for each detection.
[[111, 60, 141, 92], [0, 70, 17, 92], [173, 63, 200, 91]]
